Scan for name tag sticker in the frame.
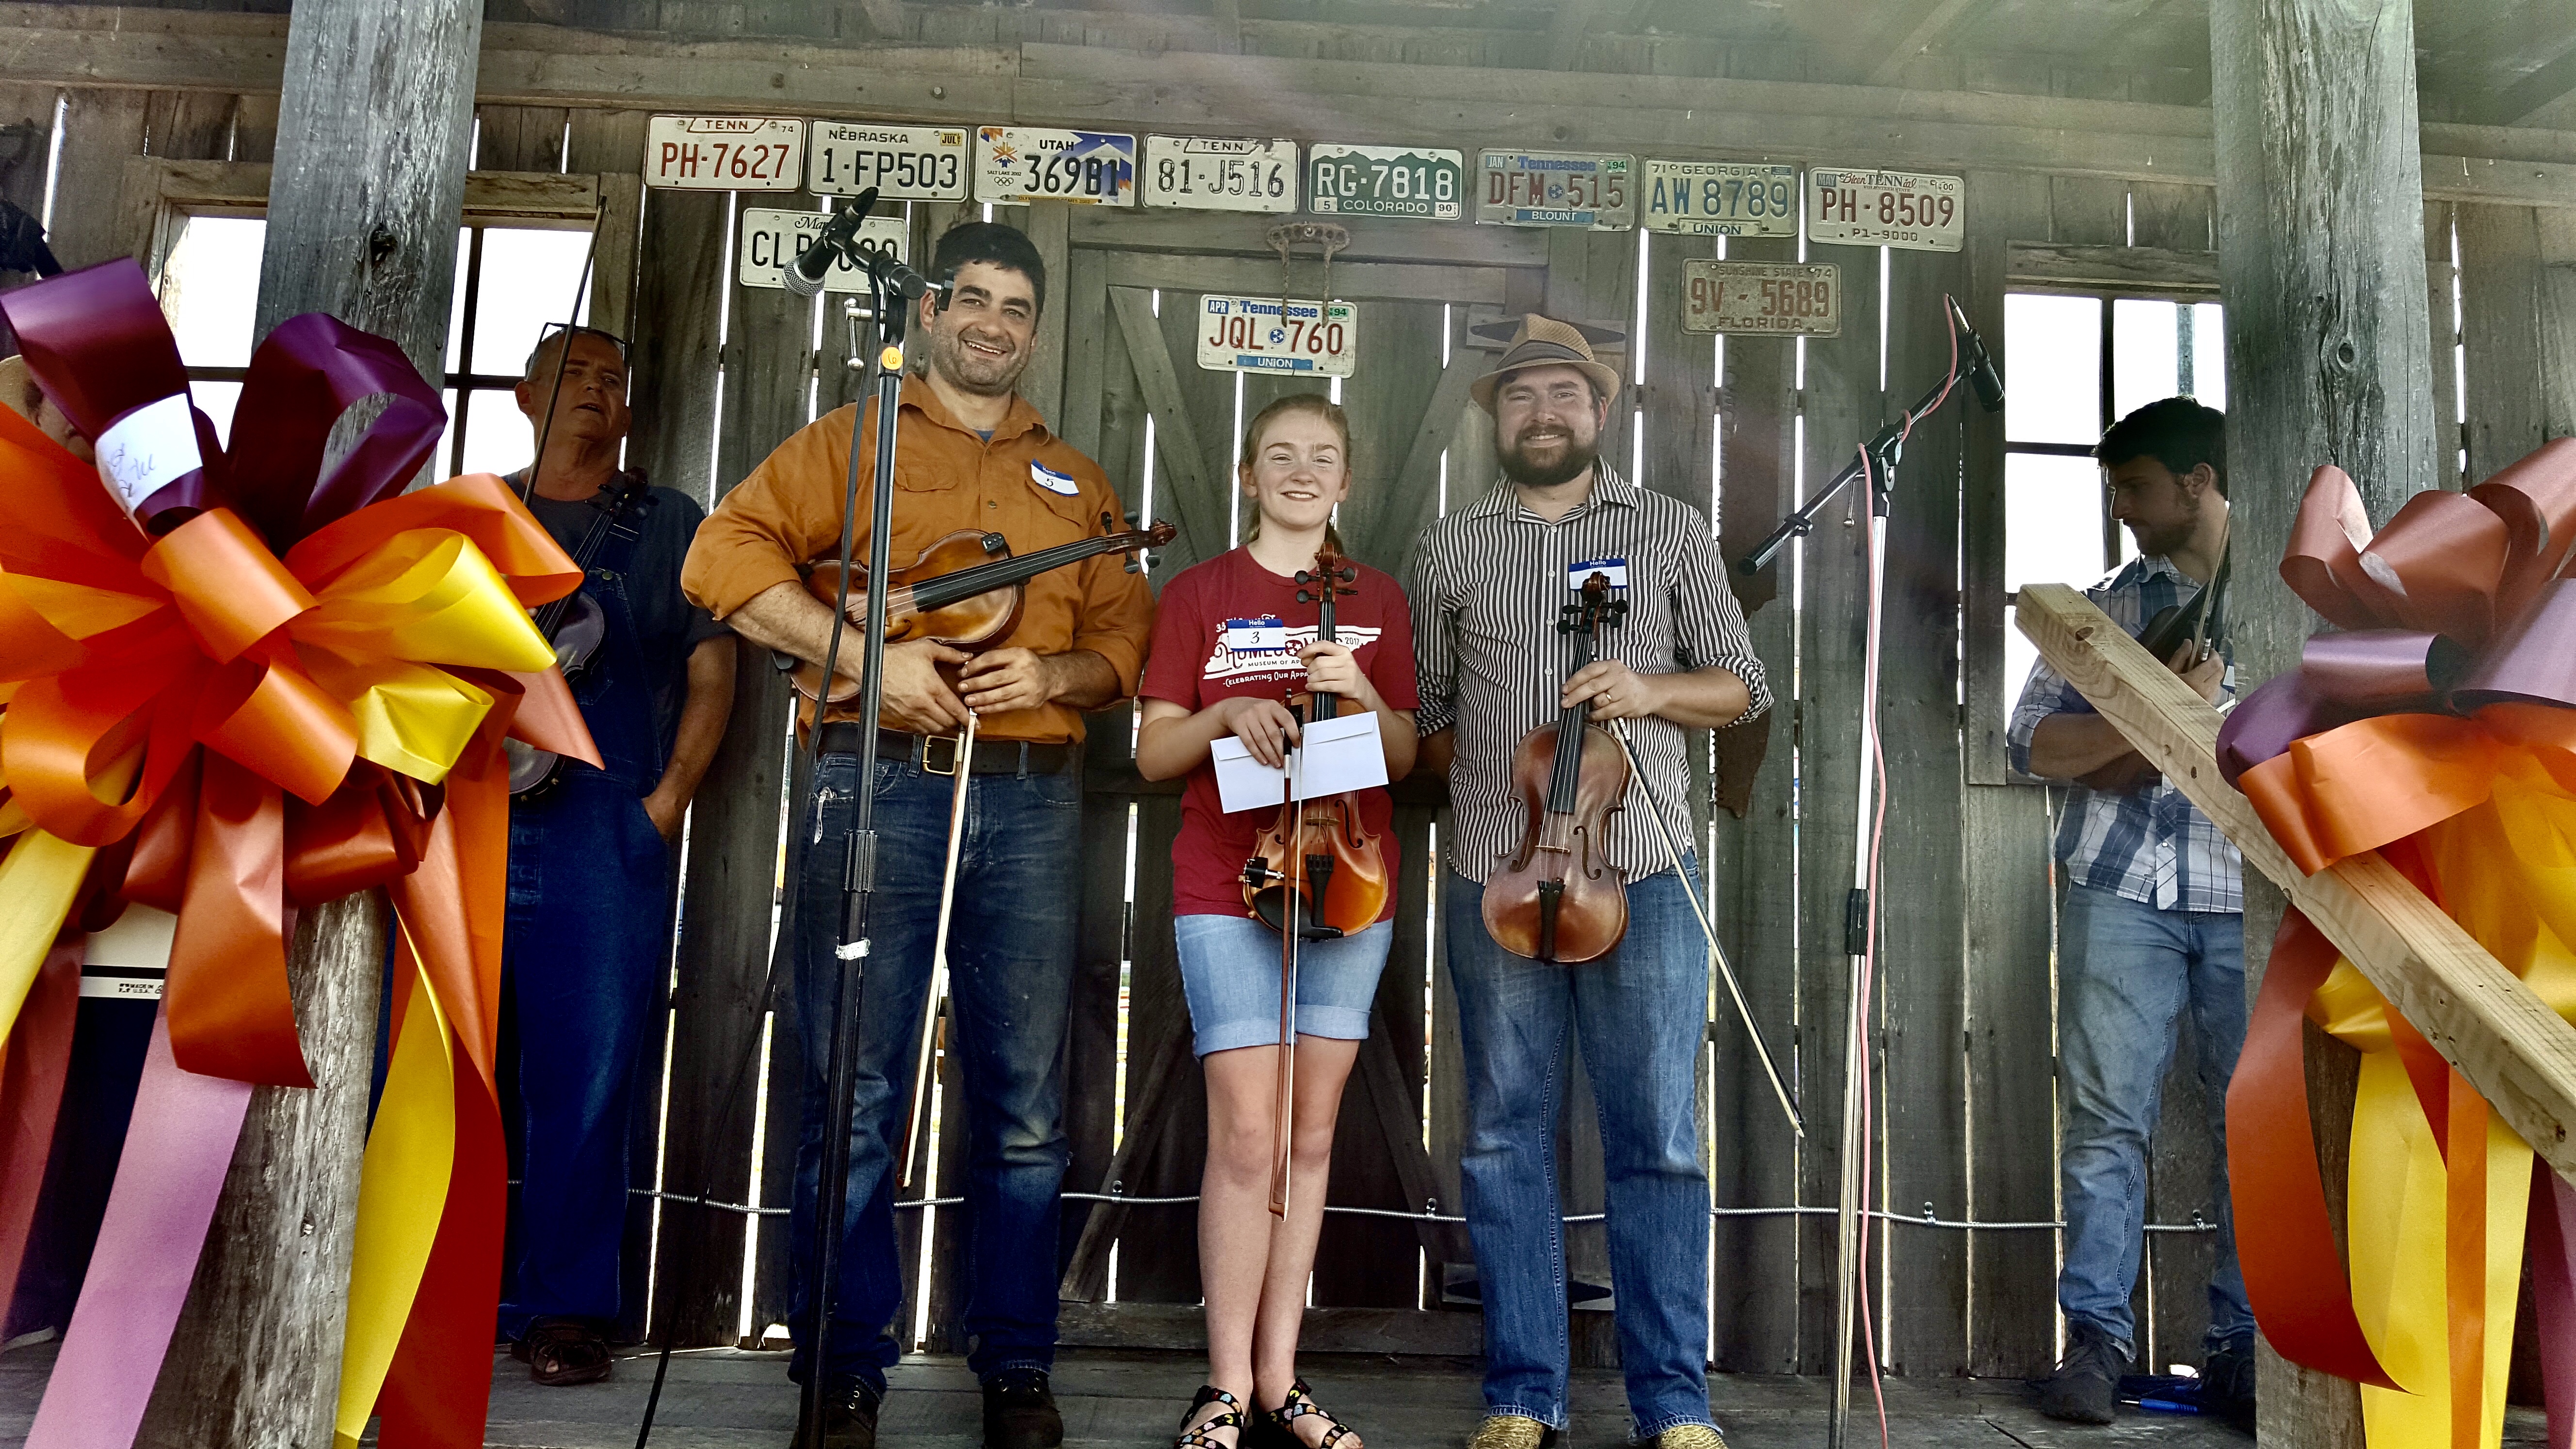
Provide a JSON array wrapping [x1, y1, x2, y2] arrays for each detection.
[[1029, 460, 1079, 496], [1223, 616, 1287, 653], [1568, 556, 1629, 590]]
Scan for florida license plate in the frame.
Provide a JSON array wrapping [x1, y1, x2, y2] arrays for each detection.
[[808, 122, 970, 200], [1477, 150, 1634, 230], [1641, 161, 1798, 237], [644, 116, 803, 191], [977, 128, 1137, 205], [1679, 260, 1841, 337], [1307, 144, 1463, 221], [1143, 136, 1298, 212], [1807, 167, 1964, 252], [1196, 297, 1358, 376]]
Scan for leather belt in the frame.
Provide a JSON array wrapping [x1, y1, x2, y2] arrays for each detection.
[[815, 722, 1076, 776]]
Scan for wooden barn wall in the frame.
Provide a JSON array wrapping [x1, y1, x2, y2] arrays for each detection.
[[13, 62, 2576, 1384]]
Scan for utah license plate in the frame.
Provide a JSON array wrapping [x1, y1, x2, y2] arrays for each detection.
[[1641, 161, 1798, 237], [808, 122, 969, 200], [1196, 297, 1357, 376], [644, 116, 803, 191], [1477, 151, 1634, 230], [1307, 144, 1462, 221], [1679, 260, 1841, 337], [1143, 136, 1298, 212], [1807, 167, 1964, 252], [977, 128, 1136, 205]]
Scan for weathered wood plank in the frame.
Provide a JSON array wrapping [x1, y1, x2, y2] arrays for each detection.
[[1380, 306, 1499, 585], [1109, 796, 1202, 1304], [475, 102, 569, 172], [142, 89, 235, 161], [1639, 230, 1718, 842], [1106, 253, 1507, 307], [1964, 173, 2048, 784], [2048, 175, 2129, 246], [1057, 1302, 1484, 1356], [2426, 200, 2465, 494], [1109, 286, 1224, 577], [1018, 201, 1072, 430], [2007, 241, 2219, 299], [1057, 247, 1110, 461], [1071, 209, 1547, 270], [48, 89, 148, 271], [625, 188, 727, 505], [2127, 182, 2213, 253], [2459, 203, 2552, 484]]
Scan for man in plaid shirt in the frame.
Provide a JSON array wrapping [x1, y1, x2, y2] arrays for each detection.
[[2007, 397, 2253, 1429]]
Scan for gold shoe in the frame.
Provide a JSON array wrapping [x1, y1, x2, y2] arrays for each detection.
[[1644, 1428, 1729, 1449], [1467, 1416, 1557, 1449]]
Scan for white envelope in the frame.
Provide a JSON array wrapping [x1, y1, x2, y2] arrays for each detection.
[[1211, 712, 1388, 813]]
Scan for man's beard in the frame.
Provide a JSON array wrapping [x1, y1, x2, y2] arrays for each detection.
[[1498, 422, 1597, 489], [2127, 495, 2200, 559], [926, 323, 1027, 397]]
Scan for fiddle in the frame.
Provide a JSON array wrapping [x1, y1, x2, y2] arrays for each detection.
[[1482, 572, 1630, 964], [789, 515, 1175, 702]]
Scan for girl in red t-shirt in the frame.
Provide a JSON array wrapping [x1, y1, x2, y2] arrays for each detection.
[[1137, 394, 1417, 1449]]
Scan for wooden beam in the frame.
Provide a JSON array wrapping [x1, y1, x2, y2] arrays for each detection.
[[1058, 1302, 1485, 1356], [2004, 240, 2219, 299], [1545, 0, 1594, 69], [2014, 583, 2576, 1183], [1108, 287, 1223, 574], [1861, 0, 1991, 88], [2492, 42, 2576, 128]]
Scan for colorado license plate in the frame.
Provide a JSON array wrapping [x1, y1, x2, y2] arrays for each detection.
[[1196, 297, 1357, 376], [1679, 260, 1840, 337], [1143, 136, 1298, 212], [644, 116, 803, 191], [807, 122, 969, 200], [1477, 151, 1634, 230], [1641, 161, 1798, 237], [1307, 144, 1463, 221], [736, 208, 910, 292], [1807, 167, 1964, 252], [977, 128, 1136, 205]]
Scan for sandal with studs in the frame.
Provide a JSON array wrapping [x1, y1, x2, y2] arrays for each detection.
[[1177, 1384, 1250, 1448], [1269, 1377, 1359, 1449]]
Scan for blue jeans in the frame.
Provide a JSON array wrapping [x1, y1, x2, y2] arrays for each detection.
[[497, 773, 671, 1336], [1444, 863, 1714, 1439], [787, 749, 1082, 1391], [2057, 881, 2254, 1358]]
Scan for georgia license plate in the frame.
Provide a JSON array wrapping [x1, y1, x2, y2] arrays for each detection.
[[1807, 167, 1965, 252], [644, 116, 803, 191], [808, 122, 970, 200], [1477, 151, 1634, 230], [1679, 260, 1841, 337], [1143, 136, 1298, 212], [1306, 144, 1463, 221], [1196, 297, 1358, 376], [1641, 161, 1798, 237], [977, 128, 1137, 205], [736, 208, 910, 292]]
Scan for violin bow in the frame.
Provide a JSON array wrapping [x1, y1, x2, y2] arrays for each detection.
[[1270, 723, 1300, 1218], [899, 707, 979, 1187], [1606, 718, 1805, 1139]]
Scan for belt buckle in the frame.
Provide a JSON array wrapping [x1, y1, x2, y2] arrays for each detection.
[[923, 732, 964, 776]]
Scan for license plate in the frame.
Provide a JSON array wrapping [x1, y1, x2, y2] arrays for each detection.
[[645, 116, 803, 192], [1679, 260, 1841, 337], [736, 208, 910, 292], [1642, 161, 1798, 237], [1477, 151, 1634, 230], [808, 122, 970, 200], [1307, 144, 1463, 221], [1196, 297, 1358, 376], [1807, 167, 1964, 252], [977, 128, 1136, 205], [1143, 136, 1298, 213]]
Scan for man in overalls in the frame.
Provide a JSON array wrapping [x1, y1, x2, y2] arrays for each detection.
[[498, 324, 736, 1385]]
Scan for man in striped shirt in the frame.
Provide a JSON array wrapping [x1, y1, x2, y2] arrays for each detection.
[[1410, 316, 1769, 1449], [2007, 396, 2253, 1428]]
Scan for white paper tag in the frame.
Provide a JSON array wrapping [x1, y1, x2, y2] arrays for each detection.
[[1029, 460, 1079, 496], [1211, 712, 1387, 813], [93, 394, 202, 513], [1568, 556, 1628, 590], [82, 903, 174, 997], [1222, 616, 1287, 654]]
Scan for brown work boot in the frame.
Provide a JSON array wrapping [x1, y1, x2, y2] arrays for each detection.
[[790, 1374, 881, 1449]]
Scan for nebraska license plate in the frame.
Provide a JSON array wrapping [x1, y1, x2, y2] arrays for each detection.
[[1679, 260, 1841, 337], [1196, 297, 1357, 376], [644, 116, 803, 191], [1307, 144, 1463, 221], [807, 121, 970, 200], [1807, 167, 1964, 252], [977, 128, 1137, 205], [1143, 136, 1298, 212], [1641, 160, 1798, 237], [1477, 150, 1634, 230]]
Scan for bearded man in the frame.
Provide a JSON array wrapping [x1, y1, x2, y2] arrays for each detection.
[[2010, 395, 2253, 1429], [1407, 315, 1769, 1449], [683, 222, 1155, 1449]]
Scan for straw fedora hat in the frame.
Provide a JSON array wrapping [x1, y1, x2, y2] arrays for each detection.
[[1470, 313, 1625, 414]]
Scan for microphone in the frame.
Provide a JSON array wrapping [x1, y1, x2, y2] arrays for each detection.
[[1948, 296, 2005, 413], [785, 187, 879, 298], [874, 256, 949, 307]]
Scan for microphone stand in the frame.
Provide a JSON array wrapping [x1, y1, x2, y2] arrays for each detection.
[[796, 250, 912, 1438], [1736, 296, 1990, 1449]]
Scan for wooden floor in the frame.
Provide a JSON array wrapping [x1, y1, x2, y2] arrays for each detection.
[[21, 1337, 2530, 1448]]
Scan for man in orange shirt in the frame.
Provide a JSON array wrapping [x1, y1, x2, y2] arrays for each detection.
[[684, 222, 1152, 1449]]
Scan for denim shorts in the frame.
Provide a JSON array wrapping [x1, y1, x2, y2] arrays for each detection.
[[1173, 913, 1391, 1057]]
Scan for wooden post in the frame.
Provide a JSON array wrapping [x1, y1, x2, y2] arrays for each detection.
[[2207, 0, 2439, 1440], [135, 0, 481, 1441]]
